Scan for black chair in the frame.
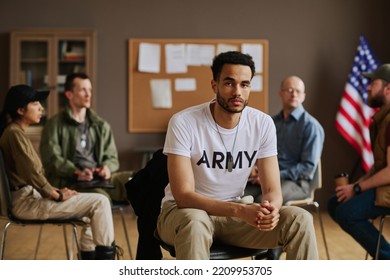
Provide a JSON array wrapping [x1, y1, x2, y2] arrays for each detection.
[[0, 150, 84, 260], [155, 231, 269, 260], [374, 214, 390, 259], [365, 214, 390, 260]]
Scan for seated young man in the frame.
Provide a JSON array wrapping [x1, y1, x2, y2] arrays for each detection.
[[40, 73, 130, 203], [156, 51, 319, 260]]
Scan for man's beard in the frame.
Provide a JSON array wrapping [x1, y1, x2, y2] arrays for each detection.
[[216, 92, 248, 114], [368, 91, 385, 108]]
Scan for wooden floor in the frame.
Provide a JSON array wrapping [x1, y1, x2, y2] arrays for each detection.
[[1, 206, 389, 260]]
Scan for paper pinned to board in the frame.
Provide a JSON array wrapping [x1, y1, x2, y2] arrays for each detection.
[[165, 44, 187, 74], [241, 43, 263, 73], [175, 78, 197, 91], [186, 44, 215, 66], [217, 44, 238, 54], [150, 79, 172, 109], [138, 43, 161, 73], [251, 75, 263, 92]]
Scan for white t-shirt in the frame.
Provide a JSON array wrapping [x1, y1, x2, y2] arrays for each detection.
[[162, 100, 277, 204]]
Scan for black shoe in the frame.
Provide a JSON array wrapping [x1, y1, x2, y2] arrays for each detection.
[[95, 241, 124, 260], [80, 250, 95, 260]]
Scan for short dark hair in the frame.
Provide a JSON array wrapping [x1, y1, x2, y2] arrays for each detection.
[[65, 73, 90, 91], [211, 51, 255, 81]]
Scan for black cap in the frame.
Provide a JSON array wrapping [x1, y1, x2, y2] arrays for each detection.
[[362, 64, 390, 83], [4, 85, 50, 113]]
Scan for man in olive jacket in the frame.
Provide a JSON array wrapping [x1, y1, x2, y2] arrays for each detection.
[[40, 73, 128, 202], [328, 64, 390, 259]]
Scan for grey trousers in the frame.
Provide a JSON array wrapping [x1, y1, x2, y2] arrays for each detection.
[[11, 185, 115, 251], [157, 197, 319, 260], [281, 179, 310, 203]]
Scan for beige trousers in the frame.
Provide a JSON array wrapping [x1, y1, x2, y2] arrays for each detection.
[[157, 197, 319, 260], [11, 185, 115, 251]]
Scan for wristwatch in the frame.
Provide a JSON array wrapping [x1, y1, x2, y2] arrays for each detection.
[[353, 183, 362, 195]]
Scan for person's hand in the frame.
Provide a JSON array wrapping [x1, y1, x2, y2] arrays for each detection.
[[240, 203, 263, 228], [95, 165, 111, 180], [335, 184, 354, 202], [51, 187, 78, 202], [248, 175, 261, 185], [256, 200, 280, 231], [77, 168, 94, 181], [60, 187, 78, 201], [248, 166, 260, 185]]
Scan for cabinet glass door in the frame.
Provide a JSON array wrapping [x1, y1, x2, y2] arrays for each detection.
[[57, 39, 87, 111], [20, 40, 49, 125]]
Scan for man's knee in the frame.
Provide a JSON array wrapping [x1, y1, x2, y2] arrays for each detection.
[[90, 192, 111, 208], [159, 206, 213, 246], [280, 206, 314, 229], [177, 208, 213, 232]]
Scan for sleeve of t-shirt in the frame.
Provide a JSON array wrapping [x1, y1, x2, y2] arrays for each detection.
[[163, 113, 192, 158]]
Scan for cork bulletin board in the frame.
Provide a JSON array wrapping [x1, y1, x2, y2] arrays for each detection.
[[128, 38, 269, 133]]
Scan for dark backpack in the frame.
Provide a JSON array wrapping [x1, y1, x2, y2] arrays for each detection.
[[125, 149, 168, 259]]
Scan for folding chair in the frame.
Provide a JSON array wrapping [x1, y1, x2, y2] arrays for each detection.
[[0, 150, 83, 260], [285, 161, 330, 259]]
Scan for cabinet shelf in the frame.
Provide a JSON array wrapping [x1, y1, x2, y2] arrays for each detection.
[[10, 29, 97, 151], [21, 58, 48, 63], [59, 59, 85, 63]]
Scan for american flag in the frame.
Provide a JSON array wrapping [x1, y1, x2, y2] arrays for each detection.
[[335, 36, 381, 172]]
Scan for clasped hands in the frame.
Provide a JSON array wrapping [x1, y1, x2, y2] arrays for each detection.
[[243, 200, 280, 231], [76, 165, 111, 181], [51, 187, 78, 202]]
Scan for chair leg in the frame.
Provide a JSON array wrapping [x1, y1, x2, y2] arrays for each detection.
[[72, 224, 81, 260], [34, 225, 44, 260], [118, 207, 134, 259], [0, 222, 11, 260], [375, 216, 386, 260], [63, 224, 72, 260], [365, 251, 369, 260], [365, 217, 383, 259], [314, 201, 330, 260], [63, 223, 82, 260]]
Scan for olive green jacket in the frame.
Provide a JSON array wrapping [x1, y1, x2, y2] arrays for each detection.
[[370, 103, 390, 171], [370, 103, 390, 207], [40, 106, 119, 187]]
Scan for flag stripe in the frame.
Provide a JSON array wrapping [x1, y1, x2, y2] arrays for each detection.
[[335, 35, 380, 172], [336, 95, 372, 150]]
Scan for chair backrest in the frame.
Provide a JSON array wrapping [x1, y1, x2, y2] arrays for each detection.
[[311, 160, 322, 192], [0, 149, 12, 218], [305, 160, 322, 202], [285, 160, 322, 206]]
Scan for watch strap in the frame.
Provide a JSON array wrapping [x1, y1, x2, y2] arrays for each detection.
[[353, 183, 362, 195]]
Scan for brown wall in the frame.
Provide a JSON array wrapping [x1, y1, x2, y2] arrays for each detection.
[[1, 0, 390, 208]]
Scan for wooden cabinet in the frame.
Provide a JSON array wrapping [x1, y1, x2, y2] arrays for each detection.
[[9, 29, 97, 150]]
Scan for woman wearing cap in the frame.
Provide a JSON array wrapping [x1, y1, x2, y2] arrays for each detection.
[[0, 84, 119, 260]]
